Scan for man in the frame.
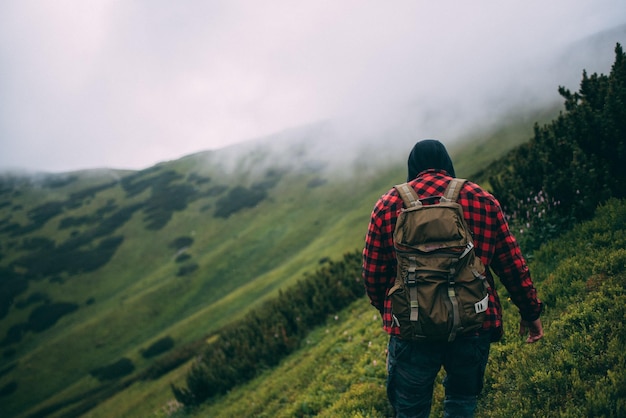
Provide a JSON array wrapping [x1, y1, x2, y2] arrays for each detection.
[[362, 139, 543, 417]]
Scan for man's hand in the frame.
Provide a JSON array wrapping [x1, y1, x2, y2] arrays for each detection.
[[519, 318, 543, 343]]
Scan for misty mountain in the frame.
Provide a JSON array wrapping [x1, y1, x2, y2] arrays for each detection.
[[0, 100, 549, 417], [1, 26, 624, 417]]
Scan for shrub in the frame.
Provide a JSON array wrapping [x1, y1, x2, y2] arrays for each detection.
[[489, 44, 626, 254], [20, 237, 55, 251], [28, 302, 79, 332], [16, 235, 125, 278], [144, 183, 198, 230], [68, 181, 117, 202], [2, 348, 16, 358], [479, 199, 626, 417], [15, 292, 50, 309], [92, 203, 143, 237], [90, 358, 135, 381], [177, 263, 198, 276], [0, 273, 28, 319], [1, 323, 28, 346], [142, 340, 205, 381], [68, 236, 125, 274], [175, 253, 192, 263], [0, 381, 18, 397], [0, 364, 16, 378], [59, 214, 98, 229], [169, 236, 194, 249], [120, 166, 165, 197], [27, 201, 65, 226], [172, 251, 364, 406], [214, 186, 268, 218], [142, 336, 175, 359], [41, 175, 78, 189]]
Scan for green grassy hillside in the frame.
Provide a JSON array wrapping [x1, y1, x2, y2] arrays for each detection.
[[188, 43, 626, 418], [169, 197, 626, 418], [0, 106, 551, 418]]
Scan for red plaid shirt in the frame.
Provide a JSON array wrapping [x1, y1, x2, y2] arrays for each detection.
[[362, 169, 543, 341]]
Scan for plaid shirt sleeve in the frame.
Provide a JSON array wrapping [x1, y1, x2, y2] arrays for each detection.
[[362, 190, 401, 313], [362, 170, 543, 338], [460, 179, 543, 325]]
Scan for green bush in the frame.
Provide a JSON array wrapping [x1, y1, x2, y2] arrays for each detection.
[[0, 272, 28, 319], [120, 166, 167, 197], [1, 323, 28, 346], [67, 181, 117, 202], [90, 358, 135, 382], [172, 251, 364, 406], [41, 175, 78, 189], [175, 253, 192, 263], [177, 263, 198, 276], [20, 237, 55, 251], [27, 201, 65, 225], [144, 183, 198, 230], [0, 381, 18, 397], [489, 44, 626, 253], [170, 236, 194, 249], [15, 291, 50, 309], [28, 302, 79, 332], [93, 203, 143, 236], [13, 235, 125, 279], [213, 186, 268, 219], [142, 340, 204, 381], [141, 336, 175, 359], [479, 199, 626, 418]]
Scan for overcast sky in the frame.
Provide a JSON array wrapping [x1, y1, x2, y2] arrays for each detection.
[[1, 1, 625, 173]]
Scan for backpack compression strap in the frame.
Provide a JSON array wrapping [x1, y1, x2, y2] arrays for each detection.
[[443, 178, 470, 342], [441, 178, 467, 202], [395, 178, 467, 207], [394, 183, 421, 208]]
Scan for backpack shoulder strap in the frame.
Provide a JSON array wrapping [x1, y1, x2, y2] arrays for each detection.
[[394, 183, 421, 208], [442, 178, 467, 202]]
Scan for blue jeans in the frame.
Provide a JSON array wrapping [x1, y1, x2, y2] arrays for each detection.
[[387, 333, 491, 418]]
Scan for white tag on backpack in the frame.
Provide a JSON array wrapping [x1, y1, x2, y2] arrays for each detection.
[[474, 294, 489, 313]]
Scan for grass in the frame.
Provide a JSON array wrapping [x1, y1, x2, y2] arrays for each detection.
[[160, 198, 626, 418], [183, 297, 392, 418], [0, 107, 541, 418]]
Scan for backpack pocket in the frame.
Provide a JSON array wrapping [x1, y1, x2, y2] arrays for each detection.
[[388, 274, 455, 341], [388, 284, 421, 340], [454, 277, 489, 334]]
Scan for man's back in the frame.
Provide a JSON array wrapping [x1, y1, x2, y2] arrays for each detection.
[[362, 139, 543, 417], [363, 168, 542, 339]]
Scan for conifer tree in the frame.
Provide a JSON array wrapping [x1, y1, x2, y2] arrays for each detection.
[[489, 43, 626, 248]]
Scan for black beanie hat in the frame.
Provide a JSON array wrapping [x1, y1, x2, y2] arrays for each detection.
[[407, 139, 456, 181]]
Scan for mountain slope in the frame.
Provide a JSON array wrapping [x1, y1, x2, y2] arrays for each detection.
[[0, 104, 551, 418], [165, 198, 626, 418]]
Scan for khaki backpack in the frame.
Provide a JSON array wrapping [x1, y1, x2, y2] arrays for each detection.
[[389, 178, 489, 342]]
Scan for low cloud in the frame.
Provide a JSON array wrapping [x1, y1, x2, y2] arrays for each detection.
[[0, 1, 624, 172]]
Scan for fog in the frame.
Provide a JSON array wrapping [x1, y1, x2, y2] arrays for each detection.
[[0, 1, 625, 173]]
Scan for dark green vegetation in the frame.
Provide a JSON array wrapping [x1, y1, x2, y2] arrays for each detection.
[[0, 44, 623, 418], [486, 44, 626, 253], [171, 252, 365, 405], [480, 198, 626, 417], [183, 198, 626, 418], [0, 130, 402, 416], [162, 44, 626, 417]]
